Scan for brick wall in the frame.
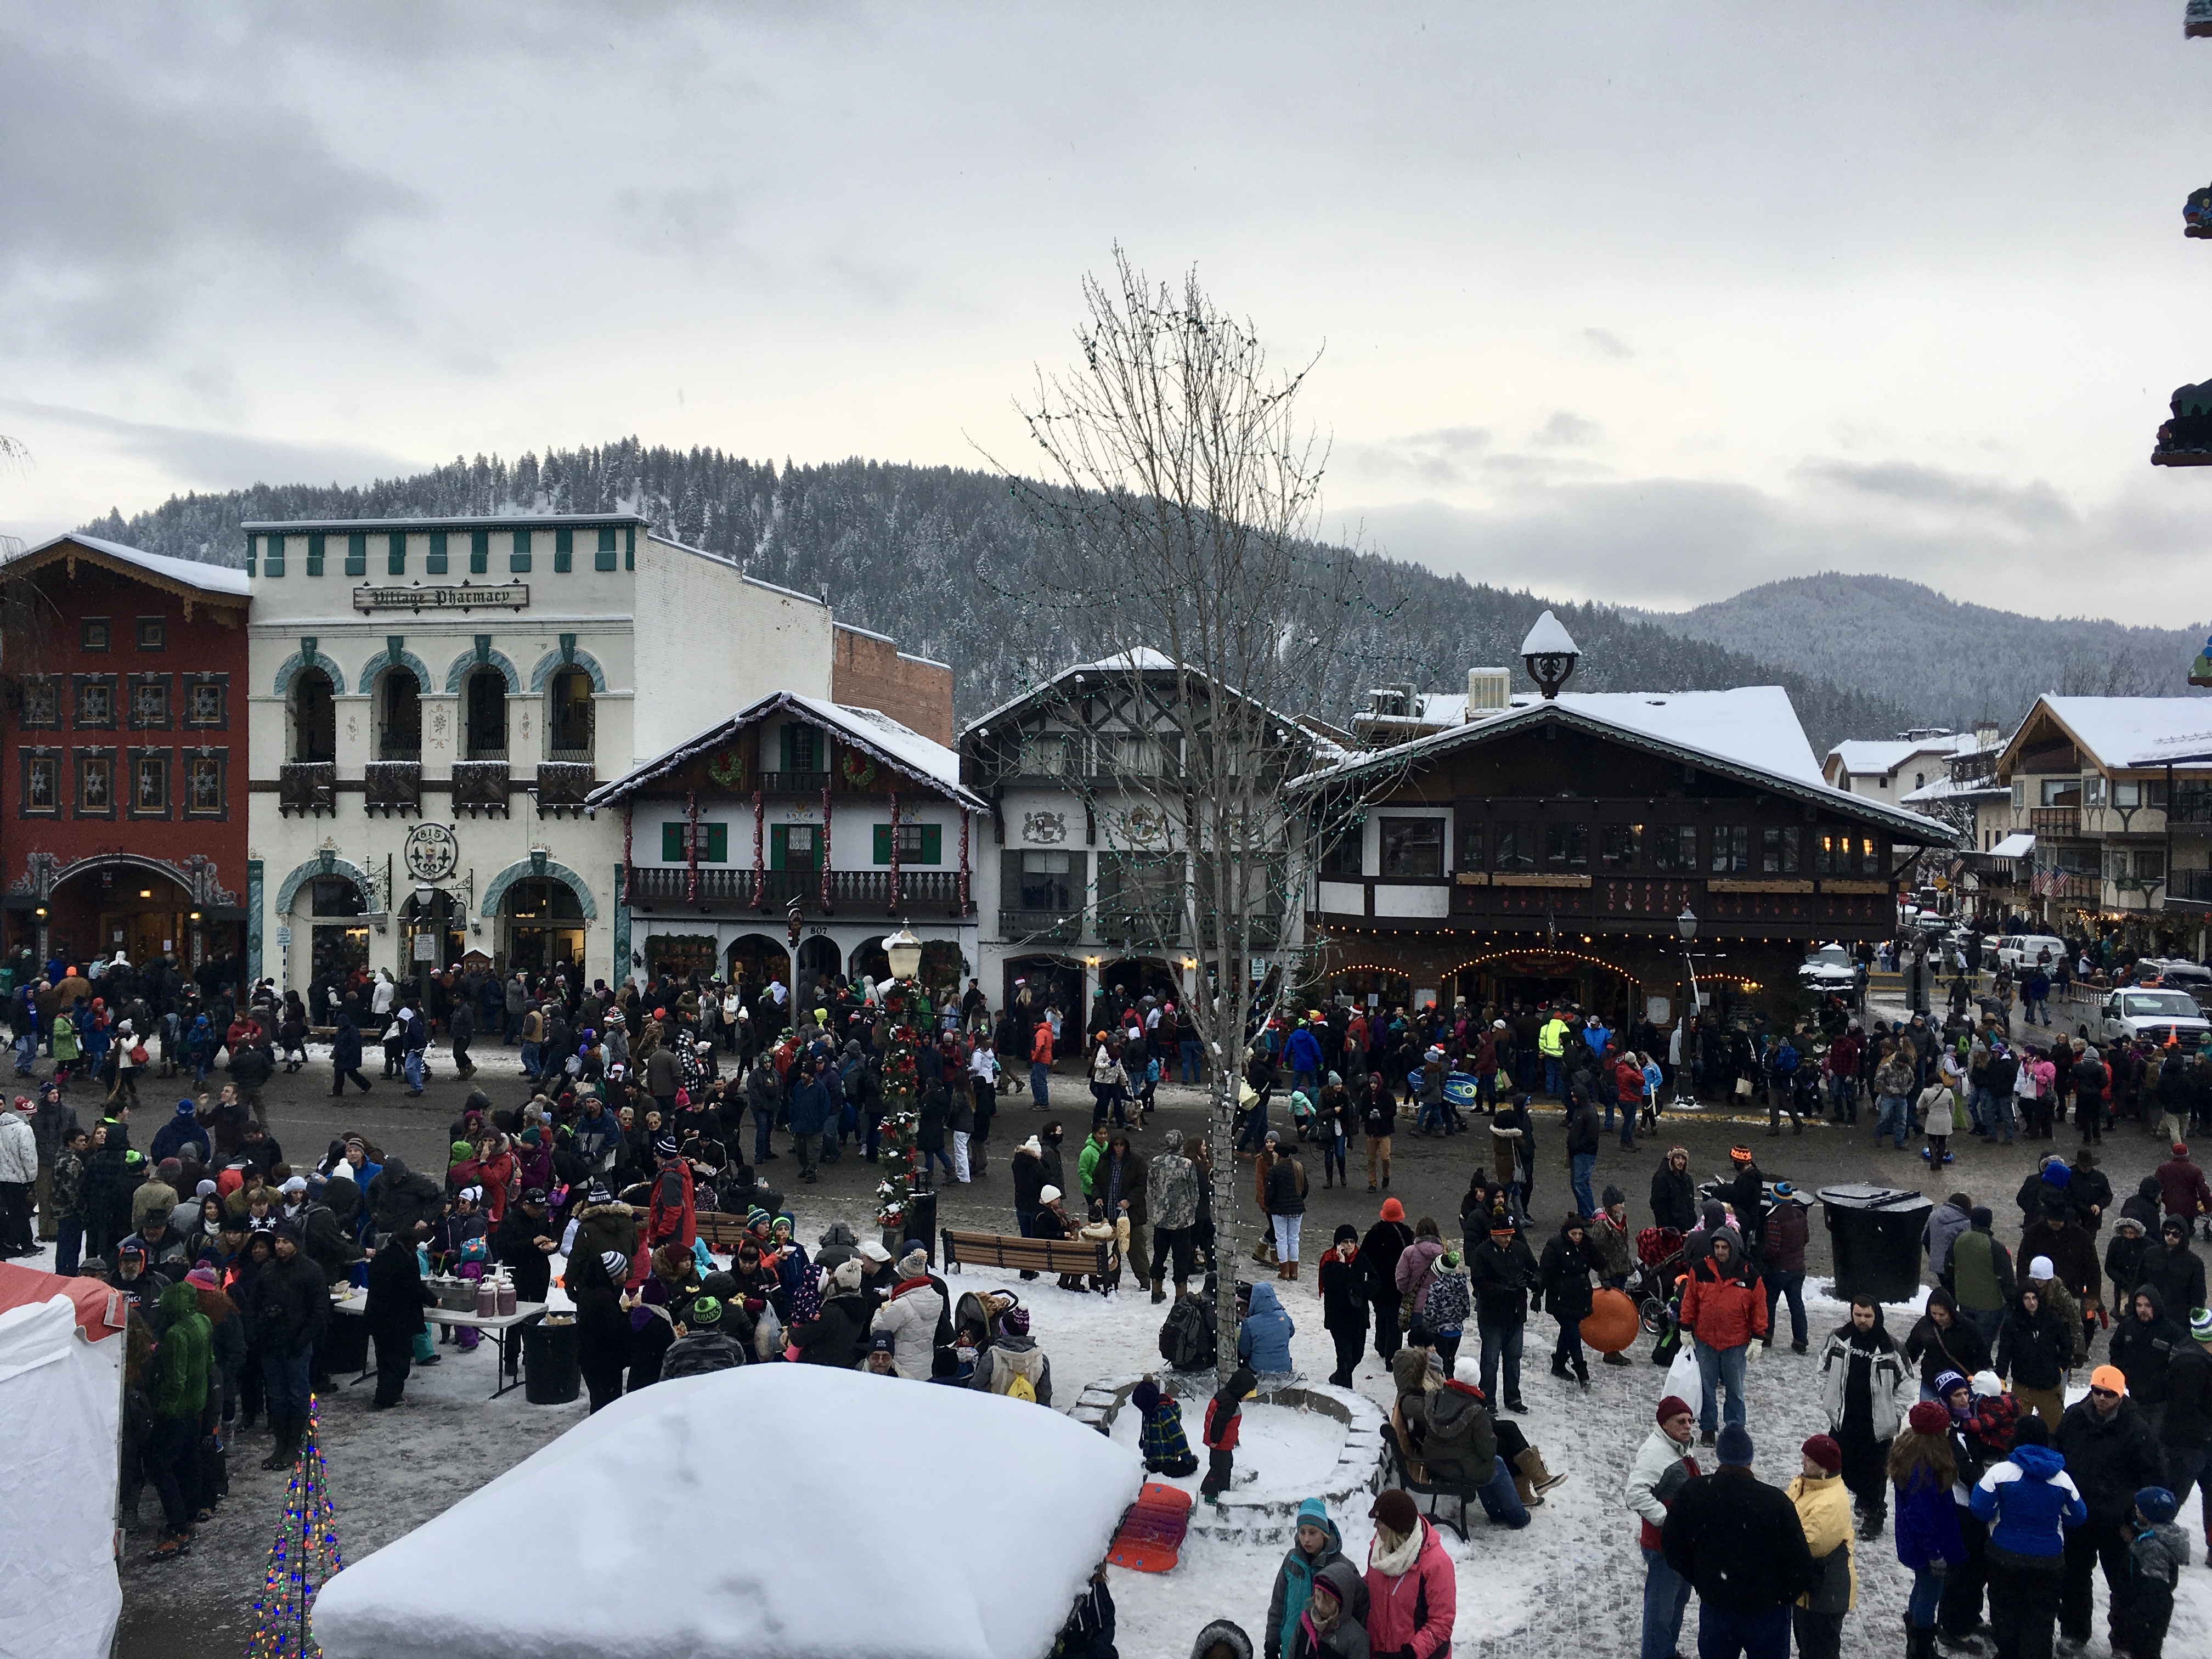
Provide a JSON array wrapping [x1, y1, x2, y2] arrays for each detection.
[[831, 625, 954, 745]]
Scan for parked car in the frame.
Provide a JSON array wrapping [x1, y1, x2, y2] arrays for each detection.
[[2137, 957, 2212, 1016], [2095, 986, 2211, 1050], [1996, 933, 2068, 973], [1799, 944, 1857, 992]]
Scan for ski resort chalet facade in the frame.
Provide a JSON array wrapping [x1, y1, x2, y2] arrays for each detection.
[[1296, 622, 1954, 1023]]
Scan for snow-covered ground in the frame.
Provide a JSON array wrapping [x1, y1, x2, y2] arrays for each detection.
[[50, 1181, 2212, 1659]]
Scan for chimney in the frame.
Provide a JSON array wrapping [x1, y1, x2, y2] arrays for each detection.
[[1466, 667, 1510, 719], [1972, 719, 2000, 749]]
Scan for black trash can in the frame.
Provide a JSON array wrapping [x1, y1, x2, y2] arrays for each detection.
[[886, 1189, 939, 1266], [321, 1311, 369, 1376], [1817, 1184, 1933, 1304], [523, 1316, 581, 1405]]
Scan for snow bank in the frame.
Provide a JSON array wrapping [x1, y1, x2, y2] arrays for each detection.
[[311, 1363, 1141, 1659]]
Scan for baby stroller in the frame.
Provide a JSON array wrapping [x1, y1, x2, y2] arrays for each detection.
[[1630, 1226, 1687, 1362]]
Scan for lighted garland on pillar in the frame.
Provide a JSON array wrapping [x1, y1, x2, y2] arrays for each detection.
[[246, 1393, 342, 1659], [873, 983, 923, 1233]]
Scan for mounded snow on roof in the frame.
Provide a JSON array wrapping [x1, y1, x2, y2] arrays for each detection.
[[2044, 693, 2212, 767], [1899, 774, 2006, 805], [311, 1364, 1140, 1659], [786, 692, 966, 794], [1826, 732, 1982, 778], [10, 533, 250, 598], [1990, 833, 2035, 859], [1518, 608, 1578, 657]]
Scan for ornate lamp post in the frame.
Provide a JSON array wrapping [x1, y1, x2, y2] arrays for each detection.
[[874, 926, 927, 1250], [1673, 906, 1703, 1111]]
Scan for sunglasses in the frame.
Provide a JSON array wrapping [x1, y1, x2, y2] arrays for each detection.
[[2088, 1386, 2119, 1400]]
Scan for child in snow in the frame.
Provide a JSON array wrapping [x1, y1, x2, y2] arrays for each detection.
[[1081, 1198, 1126, 1296], [2124, 1486, 2190, 1659], [1052, 1563, 1116, 1659], [1264, 1498, 1347, 1659], [1201, 1365, 1257, 1502], [1132, 1376, 1198, 1476]]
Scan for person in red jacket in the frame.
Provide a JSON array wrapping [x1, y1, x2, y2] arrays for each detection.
[[1680, 1230, 1768, 1446], [640, 1134, 697, 1252], [1201, 1365, 1257, 1502], [2154, 1143, 2211, 1240], [1363, 1486, 1456, 1659]]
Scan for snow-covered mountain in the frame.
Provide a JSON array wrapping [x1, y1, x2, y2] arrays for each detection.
[[79, 441, 1920, 753]]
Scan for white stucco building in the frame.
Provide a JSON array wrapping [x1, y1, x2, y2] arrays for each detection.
[[241, 512, 950, 996]]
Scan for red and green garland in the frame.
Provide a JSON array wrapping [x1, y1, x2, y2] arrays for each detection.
[[873, 984, 923, 1229]]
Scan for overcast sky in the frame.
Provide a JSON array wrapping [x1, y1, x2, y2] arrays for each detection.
[[4, 2, 2208, 620]]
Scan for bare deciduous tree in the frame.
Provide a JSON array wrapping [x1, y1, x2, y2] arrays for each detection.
[[987, 249, 1401, 1370]]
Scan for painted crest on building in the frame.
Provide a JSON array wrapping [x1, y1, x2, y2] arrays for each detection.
[[403, 822, 460, 883], [1020, 810, 1068, 845]]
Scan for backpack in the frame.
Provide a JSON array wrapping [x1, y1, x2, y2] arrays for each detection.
[[1005, 1371, 1037, 1403], [1159, 1295, 1217, 1372], [843, 1064, 865, 1104]]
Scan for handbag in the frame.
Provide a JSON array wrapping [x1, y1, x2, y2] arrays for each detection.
[[1734, 1077, 1753, 1098], [128, 1042, 149, 1066]]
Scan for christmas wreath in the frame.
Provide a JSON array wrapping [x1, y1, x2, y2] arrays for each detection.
[[707, 747, 746, 788], [839, 748, 881, 789]]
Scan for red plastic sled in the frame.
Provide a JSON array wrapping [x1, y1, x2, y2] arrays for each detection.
[[1107, 1481, 1194, 1573]]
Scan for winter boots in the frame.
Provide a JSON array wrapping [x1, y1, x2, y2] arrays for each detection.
[[1515, 1447, 1568, 1505], [1274, 1259, 1300, 1282], [260, 1414, 302, 1471]]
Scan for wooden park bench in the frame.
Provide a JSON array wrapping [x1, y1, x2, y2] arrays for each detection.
[[693, 1212, 754, 1252], [940, 1227, 1111, 1279]]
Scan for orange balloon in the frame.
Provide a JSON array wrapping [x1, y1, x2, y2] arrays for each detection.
[[1581, 1286, 1640, 1355]]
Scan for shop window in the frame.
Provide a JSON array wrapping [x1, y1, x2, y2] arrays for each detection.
[[1760, 825, 1800, 874], [183, 751, 227, 820], [662, 822, 730, 862], [72, 675, 116, 729], [20, 753, 59, 817], [18, 675, 59, 729], [873, 821, 941, 864], [1543, 821, 1588, 870], [74, 752, 114, 819], [1492, 823, 1534, 871], [1379, 817, 1443, 878], [127, 674, 171, 730]]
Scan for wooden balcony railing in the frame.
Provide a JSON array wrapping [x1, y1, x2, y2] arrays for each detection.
[[625, 865, 972, 916], [278, 761, 335, 817], [362, 761, 421, 817]]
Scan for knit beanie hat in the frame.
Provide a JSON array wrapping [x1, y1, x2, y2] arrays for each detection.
[[1334, 1223, 1359, 1245], [1715, 1424, 1756, 1465], [2192, 1306, 2212, 1343], [1369, 1488, 1418, 1536], [2136, 1486, 2180, 1525], [1934, 1369, 1969, 1402], [1131, 1378, 1161, 1412], [831, 1258, 864, 1292], [1801, 1434, 1843, 1474], [2091, 1364, 2127, 1395], [2028, 1255, 2056, 1281], [689, 1295, 723, 1327], [1908, 1401, 1950, 1436], [1657, 1395, 1693, 1425], [898, 1246, 929, 1280], [600, 1249, 629, 1280]]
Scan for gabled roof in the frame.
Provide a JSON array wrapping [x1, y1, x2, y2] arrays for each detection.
[[1900, 774, 2007, 805], [588, 691, 985, 810], [1825, 735, 1978, 778], [2001, 695, 2212, 775], [8, 533, 250, 600], [1291, 685, 1956, 842], [958, 649, 1324, 763]]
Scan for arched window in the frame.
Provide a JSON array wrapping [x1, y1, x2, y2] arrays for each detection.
[[376, 669, 421, 761], [464, 666, 509, 760], [546, 666, 594, 763], [289, 667, 336, 763], [503, 877, 584, 973]]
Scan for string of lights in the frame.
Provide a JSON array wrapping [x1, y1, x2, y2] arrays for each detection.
[[245, 1393, 342, 1659]]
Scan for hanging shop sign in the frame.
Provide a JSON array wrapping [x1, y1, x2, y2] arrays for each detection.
[[353, 581, 529, 613]]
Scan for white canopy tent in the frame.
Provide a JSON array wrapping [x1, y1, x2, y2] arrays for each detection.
[[0, 1265, 129, 1659], [313, 1363, 1143, 1659]]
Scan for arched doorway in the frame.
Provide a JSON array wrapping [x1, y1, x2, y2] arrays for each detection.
[[400, 890, 465, 981], [49, 860, 196, 971], [727, 934, 791, 998], [289, 667, 336, 763], [1452, 950, 1640, 1026], [1003, 954, 1084, 1052], [304, 877, 369, 984], [851, 935, 891, 986], [500, 878, 583, 975], [795, 935, 841, 1006]]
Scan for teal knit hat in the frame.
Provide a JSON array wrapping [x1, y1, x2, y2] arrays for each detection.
[[2192, 1306, 2212, 1344]]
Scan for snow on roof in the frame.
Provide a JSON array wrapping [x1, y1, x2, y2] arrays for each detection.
[[959, 648, 1311, 755], [1519, 608, 1578, 656], [1825, 733, 1982, 778], [1990, 832, 2035, 859], [1899, 774, 2007, 805], [589, 691, 985, 809], [10, 533, 250, 599], [1295, 685, 1955, 839], [311, 1364, 1141, 1659]]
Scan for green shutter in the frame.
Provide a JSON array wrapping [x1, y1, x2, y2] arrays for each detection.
[[778, 725, 793, 772], [245, 535, 257, 577], [662, 823, 684, 861], [387, 532, 406, 575], [624, 525, 635, 571], [596, 527, 618, 571], [770, 825, 788, 870], [920, 825, 942, 865], [345, 532, 366, 576], [264, 533, 285, 577], [470, 529, 489, 574], [873, 825, 893, 865], [705, 823, 728, 862], [511, 528, 531, 573], [426, 531, 448, 574], [306, 533, 325, 576], [555, 527, 573, 572]]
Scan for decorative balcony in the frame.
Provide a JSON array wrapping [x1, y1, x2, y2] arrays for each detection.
[[278, 761, 336, 817], [756, 770, 832, 795], [624, 865, 972, 917], [535, 761, 595, 817], [363, 760, 422, 817], [2028, 806, 2081, 838], [998, 909, 1082, 944], [452, 760, 510, 817], [2168, 867, 2212, 905]]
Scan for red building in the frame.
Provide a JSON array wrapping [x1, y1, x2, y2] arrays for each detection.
[[2, 534, 251, 983]]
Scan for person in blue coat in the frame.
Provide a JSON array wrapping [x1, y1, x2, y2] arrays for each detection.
[[1893, 1401, 1968, 1656], [148, 1099, 208, 1166], [1239, 1278, 1296, 1374], [785, 1060, 832, 1185], [1284, 1022, 1323, 1095], [330, 1012, 370, 1096], [1968, 1414, 2085, 1659]]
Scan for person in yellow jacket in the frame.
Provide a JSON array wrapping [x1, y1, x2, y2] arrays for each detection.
[[1538, 1013, 1571, 1099], [1787, 1433, 1856, 1659]]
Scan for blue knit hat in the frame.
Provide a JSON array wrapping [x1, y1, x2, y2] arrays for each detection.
[[1716, 1424, 1756, 1466], [2136, 1486, 2179, 1525]]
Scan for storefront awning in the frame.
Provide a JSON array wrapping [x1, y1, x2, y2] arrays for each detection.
[[1989, 833, 2035, 859]]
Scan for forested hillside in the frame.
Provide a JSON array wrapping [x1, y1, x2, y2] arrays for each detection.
[[80, 441, 1918, 752], [1635, 573, 2208, 737]]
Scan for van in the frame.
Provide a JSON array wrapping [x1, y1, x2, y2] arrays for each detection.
[[1996, 934, 2067, 973]]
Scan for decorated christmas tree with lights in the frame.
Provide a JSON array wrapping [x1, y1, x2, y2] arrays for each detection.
[[245, 1394, 342, 1659]]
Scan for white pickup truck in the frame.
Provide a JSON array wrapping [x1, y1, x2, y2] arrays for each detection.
[[2095, 987, 2211, 1050]]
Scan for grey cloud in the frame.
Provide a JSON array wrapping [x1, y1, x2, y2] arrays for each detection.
[[1531, 411, 1600, 448], [0, 29, 421, 356], [0, 398, 420, 493], [1795, 458, 2076, 534], [1581, 328, 1633, 359]]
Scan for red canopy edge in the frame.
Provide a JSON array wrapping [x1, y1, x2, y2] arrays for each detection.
[[0, 1261, 127, 1341]]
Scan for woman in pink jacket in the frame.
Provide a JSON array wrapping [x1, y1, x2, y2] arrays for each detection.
[[1363, 1488, 1455, 1659]]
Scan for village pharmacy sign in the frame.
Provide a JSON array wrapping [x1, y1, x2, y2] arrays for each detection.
[[353, 581, 530, 613]]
